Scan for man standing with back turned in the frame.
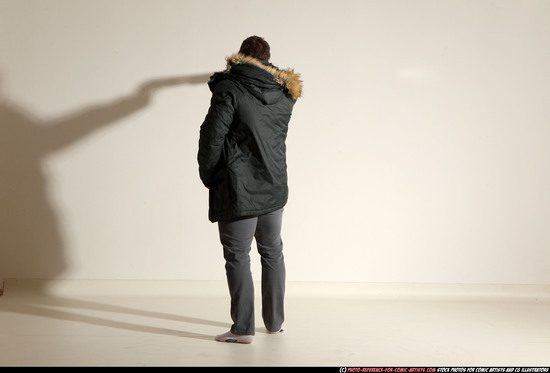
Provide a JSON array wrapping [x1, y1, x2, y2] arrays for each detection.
[[198, 36, 302, 343]]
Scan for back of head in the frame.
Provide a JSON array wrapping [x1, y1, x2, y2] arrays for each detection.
[[239, 36, 270, 61]]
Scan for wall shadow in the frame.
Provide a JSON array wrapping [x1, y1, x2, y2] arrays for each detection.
[[0, 73, 211, 284]]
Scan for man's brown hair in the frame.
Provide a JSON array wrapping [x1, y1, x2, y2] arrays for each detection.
[[239, 36, 270, 61]]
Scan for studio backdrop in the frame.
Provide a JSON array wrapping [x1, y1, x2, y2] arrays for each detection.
[[1, 0, 549, 284]]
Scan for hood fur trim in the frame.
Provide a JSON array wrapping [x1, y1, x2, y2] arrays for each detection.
[[225, 53, 303, 100]]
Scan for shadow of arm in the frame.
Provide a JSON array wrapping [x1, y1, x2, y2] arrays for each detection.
[[40, 74, 211, 152]]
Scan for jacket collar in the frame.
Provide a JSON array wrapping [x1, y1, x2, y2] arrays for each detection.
[[225, 53, 303, 100]]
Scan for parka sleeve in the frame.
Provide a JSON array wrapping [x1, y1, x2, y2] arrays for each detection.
[[197, 82, 236, 187]]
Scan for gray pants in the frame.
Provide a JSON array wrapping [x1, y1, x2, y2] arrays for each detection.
[[218, 208, 285, 335]]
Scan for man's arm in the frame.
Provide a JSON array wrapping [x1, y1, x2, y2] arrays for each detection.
[[197, 81, 236, 187]]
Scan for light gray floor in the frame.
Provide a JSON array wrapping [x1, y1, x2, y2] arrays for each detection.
[[0, 279, 549, 367]]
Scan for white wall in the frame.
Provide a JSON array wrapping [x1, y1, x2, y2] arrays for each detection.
[[1, 0, 549, 284]]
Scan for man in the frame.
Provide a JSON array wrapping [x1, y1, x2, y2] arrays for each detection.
[[198, 36, 302, 343]]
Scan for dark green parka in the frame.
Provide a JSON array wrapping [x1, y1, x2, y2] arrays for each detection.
[[198, 53, 302, 222]]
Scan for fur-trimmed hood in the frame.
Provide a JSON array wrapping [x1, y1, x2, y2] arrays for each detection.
[[221, 53, 303, 100]]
